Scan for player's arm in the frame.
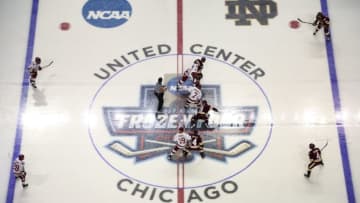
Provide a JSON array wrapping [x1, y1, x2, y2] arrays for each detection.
[[160, 85, 167, 93], [324, 17, 330, 25], [312, 18, 319, 26]]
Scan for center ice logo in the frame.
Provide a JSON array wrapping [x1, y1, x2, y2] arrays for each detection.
[[82, 0, 132, 28], [103, 83, 258, 162]]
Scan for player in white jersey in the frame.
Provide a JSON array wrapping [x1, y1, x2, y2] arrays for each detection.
[[179, 82, 202, 111], [167, 127, 192, 160], [13, 154, 28, 188], [177, 57, 205, 87], [28, 57, 43, 88]]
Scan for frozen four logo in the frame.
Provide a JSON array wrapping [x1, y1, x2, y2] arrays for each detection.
[[82, 0, 132, 28], [103, 82, 258, 162]]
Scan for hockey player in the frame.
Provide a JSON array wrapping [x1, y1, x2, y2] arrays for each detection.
[[13, 154, 28, 188], [179, 82, 202, 112], [177, 57, 206, 88], [312, 12, 330, 40], [190, 100, 219, 129], [187, 130, 206, 158], [304, 143, 324, 178], [28, 57, 43, 88], [167, 127, 192, 160]]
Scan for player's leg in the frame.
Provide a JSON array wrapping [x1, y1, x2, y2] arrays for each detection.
[[324, 26, 330, 40], [168, 145, 180, 160], [313, 24, 322, 35], [19, 172, 28, 188], [304, 161, 316, 177], [198, 137, 205, 158], [30, 73, 37, 88], [158, 93, 164, 112], [190, 114, 199, 128], [182, 148, 190, 157]]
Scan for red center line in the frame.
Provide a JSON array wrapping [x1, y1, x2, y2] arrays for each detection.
[[177, 0, 185, 203], [177, 0, 183, 55]]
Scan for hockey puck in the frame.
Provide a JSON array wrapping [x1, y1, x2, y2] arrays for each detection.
[[289, 20, 300, 29], [60, 22, 71, 31]]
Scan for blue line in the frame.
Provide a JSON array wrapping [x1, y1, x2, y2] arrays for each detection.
[[6, 0, 39, 202], [320, 1, 356, 203]]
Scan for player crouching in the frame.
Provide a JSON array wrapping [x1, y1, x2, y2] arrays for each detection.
[[180, 81, 202, 113], [167, 128, 206, 160], [167, 127, 192, 160], [187, 130, 206, 159], [177, 57, 206, 89], [190, 100, 219, 129]]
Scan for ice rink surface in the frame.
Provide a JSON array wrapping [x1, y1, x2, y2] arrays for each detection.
[[0, 0, 359, 203]]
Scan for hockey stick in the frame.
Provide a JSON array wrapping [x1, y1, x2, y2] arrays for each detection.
[[146, 139, 252, 156], [108, 142, 170, 157], [320, 140, 328, 151], [145, 139, 217, 147], [42, 60, 54, 69], [203, 142, 251, 156], [297, 18, 313, 25]]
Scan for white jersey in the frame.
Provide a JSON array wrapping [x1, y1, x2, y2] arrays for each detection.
[[28, 62, 41, 74], [13, 158, 25, 175], [181, 85, 202, 103], [173, 132, 192, 148]]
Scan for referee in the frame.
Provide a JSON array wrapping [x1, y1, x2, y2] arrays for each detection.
[[154, 77, 166, 116]]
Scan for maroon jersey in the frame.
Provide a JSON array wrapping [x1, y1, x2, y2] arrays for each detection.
[[194, 59, 204, 70], [199, 103, 211, 114], [308, 147, 322, 161], [314, 13, 330, 27], [188, 131, 203, 150]]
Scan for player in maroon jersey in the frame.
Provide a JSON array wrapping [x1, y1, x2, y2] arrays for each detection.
[[28, 57, 42, 88], [187, 130, 205, 158], [312, 12, 330, 40], [304, 143, 324, 178], [190, 100, 219, 129]]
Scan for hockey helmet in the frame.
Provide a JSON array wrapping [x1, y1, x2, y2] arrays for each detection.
[[35, 57, 41, 64], [309, 143, 315, 149], [18, 154, 24, 160]]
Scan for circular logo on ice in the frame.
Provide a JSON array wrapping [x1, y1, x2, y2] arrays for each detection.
[[82, 0, 132, 28], [88, 53, 273, 189]]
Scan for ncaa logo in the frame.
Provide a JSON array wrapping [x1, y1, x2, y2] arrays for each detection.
[[82, 0, 132, 28]]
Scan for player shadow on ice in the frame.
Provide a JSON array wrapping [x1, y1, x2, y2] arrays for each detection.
[[168, 149, 196, 162], [32, 88, 48, 106]]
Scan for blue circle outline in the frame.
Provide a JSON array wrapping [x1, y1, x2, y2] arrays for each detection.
[[87, 53, 273, 189]]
